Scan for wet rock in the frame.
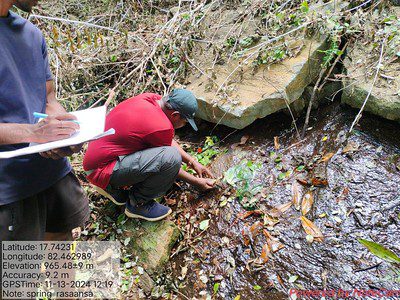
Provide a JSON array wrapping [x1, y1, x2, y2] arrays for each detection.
[[342, 7, 400, 122], [123, 219, 180, 274]]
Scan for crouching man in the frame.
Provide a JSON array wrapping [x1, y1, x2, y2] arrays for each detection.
[[83, 89, 215, 221]]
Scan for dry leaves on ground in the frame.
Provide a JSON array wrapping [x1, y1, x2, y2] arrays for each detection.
[[301, 191, 314, 215], [300, 216, 324, 242]]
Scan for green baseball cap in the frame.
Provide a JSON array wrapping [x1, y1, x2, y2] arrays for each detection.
[[167, 89, 198, 131]]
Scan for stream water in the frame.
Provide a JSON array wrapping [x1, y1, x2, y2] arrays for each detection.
[[168, 102, 400, 300]]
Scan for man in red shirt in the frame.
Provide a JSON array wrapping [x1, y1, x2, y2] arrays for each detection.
[[84, 89, 215, 221]]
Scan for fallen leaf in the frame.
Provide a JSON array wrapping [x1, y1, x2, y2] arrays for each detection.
[[260, 243, 270, 263], [253, 285, 262, 291], [274, 136, 280, 150], [292, 181, 301, 210], [322, 136, 328, 142], [199, 219, 210, 231], [277, 274, 284, 286], [300, 216, 324, 242], [320, 152, 334, 162], [240, 135, 249, 145], [213, 283, 220, 294], [241, 228, 251, 246], [234, 296, 241, 300], [263, 215, 280, 227], [263, 229, 284, 253], [180, 265, 188, 280], [336, 187, 349, 203], [311, 177, 328, 186], [296, 177, 310, 186], [250, 221, 263, 238], [301, 191, 314, 215], [358, 239, 400, 263], [238, 210, 263, 220], [268, 201, 292, 218], [342, 141, 359, 154], [289, 275, 298, 283]]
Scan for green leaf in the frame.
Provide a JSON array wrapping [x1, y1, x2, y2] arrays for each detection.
[[253, 285, 262, 291], [301, 1, 309, 13], [199, 219, 210, 231], [358, 239, 400, 263], [219, 199, 228, 207], [289, 275, 298, 283], [213, 283, 220, 294], [278, 172, 286, 180], [296, 165, 305, 171]]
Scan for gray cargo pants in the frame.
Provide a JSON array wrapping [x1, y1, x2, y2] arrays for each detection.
[[109, 146, 182, 206]]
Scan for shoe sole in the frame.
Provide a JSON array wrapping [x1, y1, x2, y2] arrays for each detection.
[[93, 186, 126, 206], [124, 207, 172, 221]]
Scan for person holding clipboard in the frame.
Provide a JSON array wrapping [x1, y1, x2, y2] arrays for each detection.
[[0, 0, 89, 242]]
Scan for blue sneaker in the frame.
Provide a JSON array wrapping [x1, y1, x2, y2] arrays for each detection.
[[125, 200, 172, 221], [94, 186, 128, 206]]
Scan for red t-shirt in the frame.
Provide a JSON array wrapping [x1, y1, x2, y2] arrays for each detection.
[[83, 93, 174, 189]]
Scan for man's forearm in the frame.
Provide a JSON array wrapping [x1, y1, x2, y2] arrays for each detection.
[[45, 83, 67, 115], [0, 123, 35, 145], [172, 139, 193, 164], [177, 168, 199, 185]]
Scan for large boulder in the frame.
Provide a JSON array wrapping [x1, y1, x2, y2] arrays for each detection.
[[342, 7, 400, 122], [189, 38, 328, 129]]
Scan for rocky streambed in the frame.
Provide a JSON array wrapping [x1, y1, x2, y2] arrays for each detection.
[[165, 102, 400, 299]]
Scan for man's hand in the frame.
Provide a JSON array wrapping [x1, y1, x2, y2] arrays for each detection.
[[40, 143, 83, 160], [194, 177, 216, 192], [31, 113, 79, 144], [191, 160, 215, 178]]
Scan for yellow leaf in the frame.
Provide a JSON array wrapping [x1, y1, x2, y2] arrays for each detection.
[[322, 136, 328, 141], [300, 216, 324, 242], [234, 296, 241, 300], [301, 191, 314, 215], [320, 152, 334, 162]]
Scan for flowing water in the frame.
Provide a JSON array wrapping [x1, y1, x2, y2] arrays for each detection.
[[168, 102, 400, 300]]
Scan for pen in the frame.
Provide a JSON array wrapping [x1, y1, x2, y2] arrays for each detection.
[[33, 112, 80, 124]]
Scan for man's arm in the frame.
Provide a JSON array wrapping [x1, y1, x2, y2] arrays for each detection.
[[0, 123, 39, 145], [171, 139, 214, 178], [39, 81, 82, 159], [45, 80, 67, 115], [171, 139, 215, 191]]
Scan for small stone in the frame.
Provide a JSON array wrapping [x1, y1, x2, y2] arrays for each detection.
[[200, 275, 209, 284], [306, 235, 314, 243], [294, 243, 301, 250]]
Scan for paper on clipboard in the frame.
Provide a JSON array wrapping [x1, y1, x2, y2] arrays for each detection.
[[0, 106, 114, 159]]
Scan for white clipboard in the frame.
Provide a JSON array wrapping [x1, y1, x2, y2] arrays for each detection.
[[0, 106, 114, 159]]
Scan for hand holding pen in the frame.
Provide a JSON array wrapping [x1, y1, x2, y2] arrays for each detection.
[[31, 112, 80, 143]]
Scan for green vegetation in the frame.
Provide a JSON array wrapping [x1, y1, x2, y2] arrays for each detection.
[[224, 159, 263, 209]]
